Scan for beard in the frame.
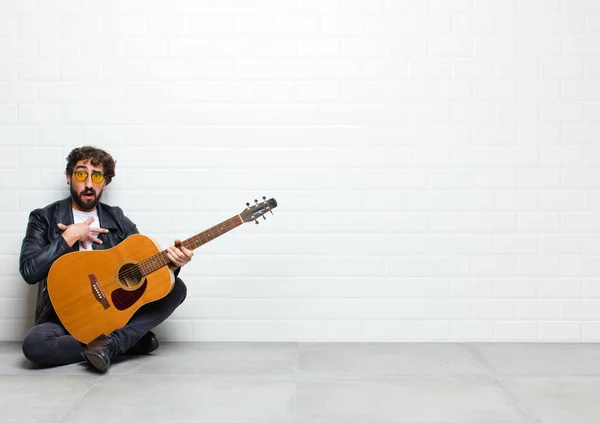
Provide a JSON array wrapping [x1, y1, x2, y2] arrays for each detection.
[[70, 184, 103, 211]]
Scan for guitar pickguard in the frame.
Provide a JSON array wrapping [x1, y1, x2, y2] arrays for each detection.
[[111, 279, 148, 311]]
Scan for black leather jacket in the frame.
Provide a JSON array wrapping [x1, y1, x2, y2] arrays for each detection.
[[19, 197, 141, 325]]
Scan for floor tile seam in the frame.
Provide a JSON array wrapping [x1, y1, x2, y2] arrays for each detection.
[[459, 344, 540, 422], [293, 341, 300, 416], [497, 374, 600, 379], [0, 372, 102, 378], [54, 374, 106, 423], [294, 373, 502, 382], [493, 376, 543, 423], [101, 373, 297, 380], [459, 342, 498, 376]]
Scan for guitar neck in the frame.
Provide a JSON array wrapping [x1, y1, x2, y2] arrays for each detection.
[[137, 214, 244, 276]]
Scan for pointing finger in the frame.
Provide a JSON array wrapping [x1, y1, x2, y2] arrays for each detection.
[[88, 233, 103, 244]]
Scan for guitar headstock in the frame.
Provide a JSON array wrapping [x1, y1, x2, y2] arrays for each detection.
[[240, 196, 278, 224]]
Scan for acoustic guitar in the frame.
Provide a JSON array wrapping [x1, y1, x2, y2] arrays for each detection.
[[47, 197, 277, 344]]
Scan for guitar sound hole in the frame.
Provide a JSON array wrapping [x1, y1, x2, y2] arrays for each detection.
[[118, 263, 143, 289]]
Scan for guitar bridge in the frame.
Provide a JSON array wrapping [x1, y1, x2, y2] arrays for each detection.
[[89, 273, 110, 310]]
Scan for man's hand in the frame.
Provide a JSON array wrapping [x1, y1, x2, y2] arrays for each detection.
[[166, 239, 193, 268], [57, 217, 109, 247]]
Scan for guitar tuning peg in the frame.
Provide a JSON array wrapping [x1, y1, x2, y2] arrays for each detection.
[[262, 196, 266, 201], [254, 199, 258, 204], [262, 215, 266, 220], [255, 220, 259, 224], [246, 202, 250, 207]]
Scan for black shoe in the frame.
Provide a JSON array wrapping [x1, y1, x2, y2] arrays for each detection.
[[126, 331, 159, 355], [83, 334, 118, 373]]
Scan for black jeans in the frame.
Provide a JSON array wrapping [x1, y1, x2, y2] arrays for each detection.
[[22, 278, 187, 366]]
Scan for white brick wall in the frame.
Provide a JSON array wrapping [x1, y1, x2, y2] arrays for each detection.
[[0, 0, 599, 342]]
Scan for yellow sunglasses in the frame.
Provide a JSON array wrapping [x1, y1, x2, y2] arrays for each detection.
[[74, 170, 105, 184]]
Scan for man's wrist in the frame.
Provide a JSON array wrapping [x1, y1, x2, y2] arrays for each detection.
[[61, 231, 78, 247]]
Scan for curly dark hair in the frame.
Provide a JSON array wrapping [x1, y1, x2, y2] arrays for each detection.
[[65, 146, 116, 184]]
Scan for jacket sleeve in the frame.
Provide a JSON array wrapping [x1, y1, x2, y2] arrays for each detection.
[[116, 206, 139, 238], [19, 209, 72, 285]]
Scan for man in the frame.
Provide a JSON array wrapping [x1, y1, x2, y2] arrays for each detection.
[[19, 146, 190, 373]]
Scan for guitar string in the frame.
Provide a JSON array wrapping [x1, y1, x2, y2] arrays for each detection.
[[96, 206, 269, 286], [83, 203, 270, 286], [91, 216, 243, 288], [100, 220, 238, 286]]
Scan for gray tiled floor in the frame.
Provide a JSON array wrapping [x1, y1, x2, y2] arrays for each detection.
[[1, 341, 600, 423]]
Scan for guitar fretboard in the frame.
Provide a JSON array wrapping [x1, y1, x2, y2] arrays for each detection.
[[137, 215, 243, 276]]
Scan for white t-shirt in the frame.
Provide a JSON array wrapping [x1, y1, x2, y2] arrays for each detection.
[[72, 208, 100, 251]]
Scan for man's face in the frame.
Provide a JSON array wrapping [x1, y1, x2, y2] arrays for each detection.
[[67, 159, 107, 211]]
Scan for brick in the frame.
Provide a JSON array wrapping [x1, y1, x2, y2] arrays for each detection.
[[474, 81, 516, 102], [410, 15, 453, 34], [341, 0, 385, 13], [494, 235, 539, 254], [0, 148, 18, 169], [430, 36, 473, 58], [542, 58, 583, 78], [518, 0, 559, 10], [518, 35, 561, 56], [498, 103, 539, 122], [517, 170, 560, 188], [518, 80, 560, 101], [453, 14, 497, 35], [516, 300, 560, 320], [496, 58, 539, 78], [60, 60, 103, 80], [0, 192, 18, 211], [519, 124, 561, 145], [562, 300, 600, 320], [104, 16, 147, 36], [542, 12, 586, 33], [0, 126, 37, 145], [518, 257, 561, 277], [472, 256, 517, 277], [538, 323, 582, 342], [474, 36, 517, 57], [494, 278, 537, 298], [0, 105, 17, 124], [472, 300, 517, 319], [495, 322, 538, 341], [451, 321, 495, 341], [472, 124, 516, 145], [539, 278, 582, 298], [562, 80, 600, 101], [0, 16, 18, 36], [518, 212, 561, 232]]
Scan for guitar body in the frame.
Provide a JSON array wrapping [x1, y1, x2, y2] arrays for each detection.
[[47, 234, 175, 344]]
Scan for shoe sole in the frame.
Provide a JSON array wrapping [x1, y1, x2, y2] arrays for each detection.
[[83, 352, 109, 373]]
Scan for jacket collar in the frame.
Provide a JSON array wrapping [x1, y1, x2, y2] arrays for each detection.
[[57, 197, 119, 230]]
